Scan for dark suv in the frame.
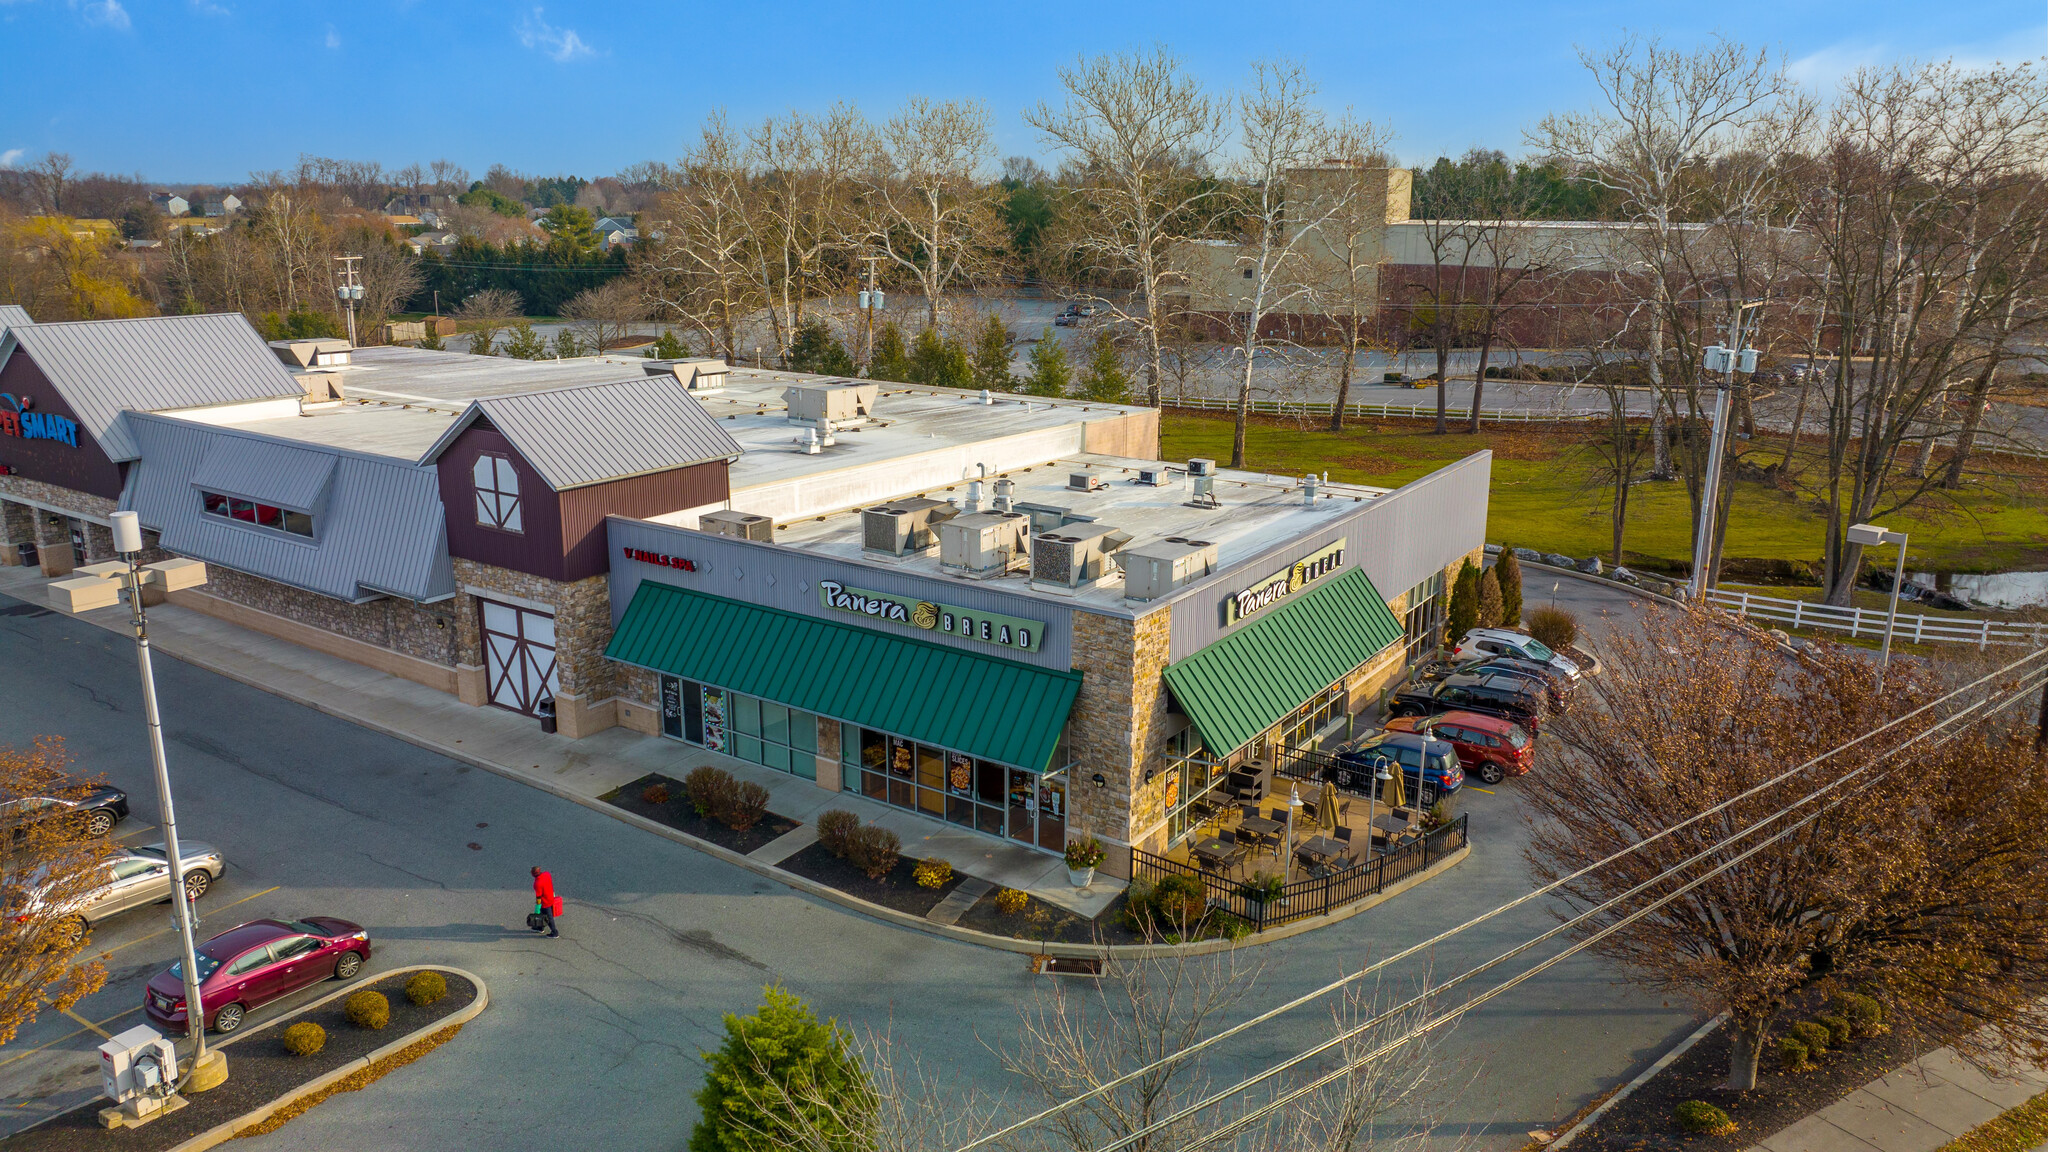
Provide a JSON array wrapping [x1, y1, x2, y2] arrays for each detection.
[[1325, 731, 1463, 808], [1391, 672, 1546, 732]]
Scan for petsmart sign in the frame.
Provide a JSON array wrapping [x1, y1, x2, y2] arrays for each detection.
[[1225, 538, 1347, 624], [817, 579, 1042, 653], [0, 394, 80, 448]]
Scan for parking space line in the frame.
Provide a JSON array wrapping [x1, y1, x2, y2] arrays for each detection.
[[1467, 786, 1496, 794], [60, 1009, 110, 1039], [116, 825, 161, 842], [100, 886, 280, 957], [0, 1007, 139, 1069]]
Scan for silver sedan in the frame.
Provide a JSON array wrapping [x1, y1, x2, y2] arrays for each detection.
[[42, 842, 225, 944]]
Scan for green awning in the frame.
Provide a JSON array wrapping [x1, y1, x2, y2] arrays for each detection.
[[605, 579, 1083, 772], [1163, 568, 1405, 758]]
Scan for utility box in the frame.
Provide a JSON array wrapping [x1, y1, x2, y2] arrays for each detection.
[[144, 558, 209, 592], [98, 1025, 182, 1128]]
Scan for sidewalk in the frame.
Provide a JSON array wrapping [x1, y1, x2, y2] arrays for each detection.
[[1746, 1037, 2048, 1152], [0, 564, 1122, 922]]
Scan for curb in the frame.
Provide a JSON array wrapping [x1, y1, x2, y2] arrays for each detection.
[[79, 602, 1473, 958], [165, 965, 489, 1152], [13, 582, 1472, 959], [1547, 1011, 1727, 1149]]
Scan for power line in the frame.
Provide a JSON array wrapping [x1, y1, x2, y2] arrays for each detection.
[[1115, 661, 2048, 1152], [954, 642, 2048, 1152]]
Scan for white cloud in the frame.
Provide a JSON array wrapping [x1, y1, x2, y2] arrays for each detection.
[[1790, 26, 2048, 90], [517, 7, 595, 62], [0, 149, 23, 169], [190, 0, 229, 15], [324, 24, 339, 49], [71, 0, 130, 30]]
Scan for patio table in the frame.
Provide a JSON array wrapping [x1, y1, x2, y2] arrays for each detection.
[[1191, 837, 1236, 869], [1296, 836, 1346, 866]]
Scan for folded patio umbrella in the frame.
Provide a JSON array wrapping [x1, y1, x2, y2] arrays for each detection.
[[1316, 779, 1340, 834], [1382, 758, 1407, 813]]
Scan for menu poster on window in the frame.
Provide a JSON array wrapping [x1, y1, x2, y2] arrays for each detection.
[[948, 753, 973, 794], [660, 677, 683, 739], [701, 687, 727, 752]]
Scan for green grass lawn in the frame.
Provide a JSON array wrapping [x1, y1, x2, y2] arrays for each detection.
[[1160, 412, 2048, 577]]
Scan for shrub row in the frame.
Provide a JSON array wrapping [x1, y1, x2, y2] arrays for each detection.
[[814, 808, 903, 880], [1777, 993, 1888, 1072], [683, 766, 772, 832]]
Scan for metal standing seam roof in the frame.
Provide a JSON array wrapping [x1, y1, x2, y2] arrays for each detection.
[[418, 376, 744, 491], [0, 305, 31, 335], [123, 413, 456, 605], [189, 437, 339, 512], [1162, 568, 1405, 759], [0, 313, 304, 461], [605, 580, 1083, 772]]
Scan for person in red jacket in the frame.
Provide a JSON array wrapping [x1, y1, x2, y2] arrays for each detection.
[[530, 866, 561, 938]]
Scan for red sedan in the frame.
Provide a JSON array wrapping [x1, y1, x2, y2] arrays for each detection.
[[1385, 711, 1533, 785], [144, 917, 371, 1035]]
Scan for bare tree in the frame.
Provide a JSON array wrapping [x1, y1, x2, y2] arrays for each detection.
[[1221, 60, 1346, 468], [743, 104, 865, 358], [640, 111, 762, 360], [30, 152, 74, 216], [861, 97, 1005, 329], [451, 287, 522, 354], [1525, 609, 2048, 1090], [561, 278, 647, 353], [1028, 48, 1230, 406], [1533, 35, 1800, 480], [1311, 121, 1398, 431]]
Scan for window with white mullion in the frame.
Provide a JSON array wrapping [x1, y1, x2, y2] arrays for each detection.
[[472, 453, 523, 533]]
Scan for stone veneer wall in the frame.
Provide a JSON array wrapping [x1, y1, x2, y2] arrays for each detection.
[[0, 477, 120, 575], [450, 559, 617, 701], [199, 566, 461, 666], [1064, 606, 1173, 874]]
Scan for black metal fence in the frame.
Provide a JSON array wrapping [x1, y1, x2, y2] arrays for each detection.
[[1272, 744, 1452, 811], [1131, 813, 1470, 932]]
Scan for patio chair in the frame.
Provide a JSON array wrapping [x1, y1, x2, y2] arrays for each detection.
[[1217, 829, 1251, 867]]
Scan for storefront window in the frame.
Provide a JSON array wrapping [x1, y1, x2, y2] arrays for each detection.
[[1403, 571, 1448, 663]]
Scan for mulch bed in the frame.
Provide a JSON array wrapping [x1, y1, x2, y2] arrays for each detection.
[[2, 970, 475, 1152], [779, 841, 965, 918], [1568, 1010, 1936, 1152], [601, 772, 800, 856], [954, 887, 1144, 946]]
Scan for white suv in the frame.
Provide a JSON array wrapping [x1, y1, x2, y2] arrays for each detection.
[[1451, 628, 1585, 679]]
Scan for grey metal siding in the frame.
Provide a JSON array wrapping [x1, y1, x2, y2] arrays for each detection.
[[189, 437, 339, 512], [1164, 452, 1491, 662], [607, 516, 1075, 672], [5, 314, 304, 461], [421, 376, 744, 491], [123, 413, 455, 603]]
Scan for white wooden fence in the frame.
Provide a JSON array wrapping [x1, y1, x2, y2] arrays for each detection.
[[1705, 588, 2048, 648], [1165, 396, 1600, 424]]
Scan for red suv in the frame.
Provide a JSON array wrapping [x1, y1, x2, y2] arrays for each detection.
[[1385, 711, 1532, 785], [144, 917, 371, 1035]]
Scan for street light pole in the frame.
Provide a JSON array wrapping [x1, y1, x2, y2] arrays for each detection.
[[1690, 305, 1760, 600], [49, 513, 224, 1091], [1847, 522, 1909, 692]]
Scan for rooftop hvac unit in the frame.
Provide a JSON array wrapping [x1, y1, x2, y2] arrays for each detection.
[[784, 382, 879, 424], [1014, 502, 1074, 534], [1068, 470, 1107, 492], [1030, 523, 1134, 589], [861, 497, 959, 556], [699, 509, 774, 542], [939, 511, 1031, 575], [1186, 457, 1215, 478], [1120, 537, 1220, 601], [1134, 467, 1167, 486]]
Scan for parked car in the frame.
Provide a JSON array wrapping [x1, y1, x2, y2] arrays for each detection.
[[1451, 628, 1585, 680], [1325, 731, 1464, 807], [1390, 672, 1547, 733], [1385, 712, 1532, 784], [1053, 313, 1079, 327], [1, 779, 130, 840], [1075, 303, 1098, 316], [16, 842, 224, 946], [1442, 656, 1572, 708], [144, 917, 371, 1035]]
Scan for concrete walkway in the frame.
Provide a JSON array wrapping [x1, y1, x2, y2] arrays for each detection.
[[0, 564, 1123, 919], [1747, 1039, 2048, 1152]]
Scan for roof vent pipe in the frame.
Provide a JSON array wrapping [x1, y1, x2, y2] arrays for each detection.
[[1303, 474, 1319, 505], [966, 480, 984, 514], [980, 389, 993, 405]]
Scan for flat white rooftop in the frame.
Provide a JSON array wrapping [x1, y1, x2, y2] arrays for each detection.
[[770, 454, 1390, 610]]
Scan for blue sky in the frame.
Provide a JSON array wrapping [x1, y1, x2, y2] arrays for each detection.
[[2, 0, 2043, 183]]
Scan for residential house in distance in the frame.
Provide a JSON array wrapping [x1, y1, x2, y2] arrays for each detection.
[[385, 214, 423, 228], [150, 192, 189, 217], [407, 231, 458, 256], [591, 216, 638, 249], [198, 195, 243, 219]]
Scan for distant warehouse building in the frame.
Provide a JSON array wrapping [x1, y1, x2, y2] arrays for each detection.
[[0, 310, 1486, 871]]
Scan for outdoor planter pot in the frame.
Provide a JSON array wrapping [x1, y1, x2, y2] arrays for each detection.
[[1064, 836, 1106, 887], [1067, 865, 1095, 888]]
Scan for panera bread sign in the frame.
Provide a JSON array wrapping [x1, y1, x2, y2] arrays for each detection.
[[1225, 538, 1346, 624], [818, 579, 1042, 653]]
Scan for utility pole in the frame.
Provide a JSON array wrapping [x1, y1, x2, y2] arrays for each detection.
[[1690, 303, 1760, 600], [858, 256, 883, 375], [333, 255, 363, 346]]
